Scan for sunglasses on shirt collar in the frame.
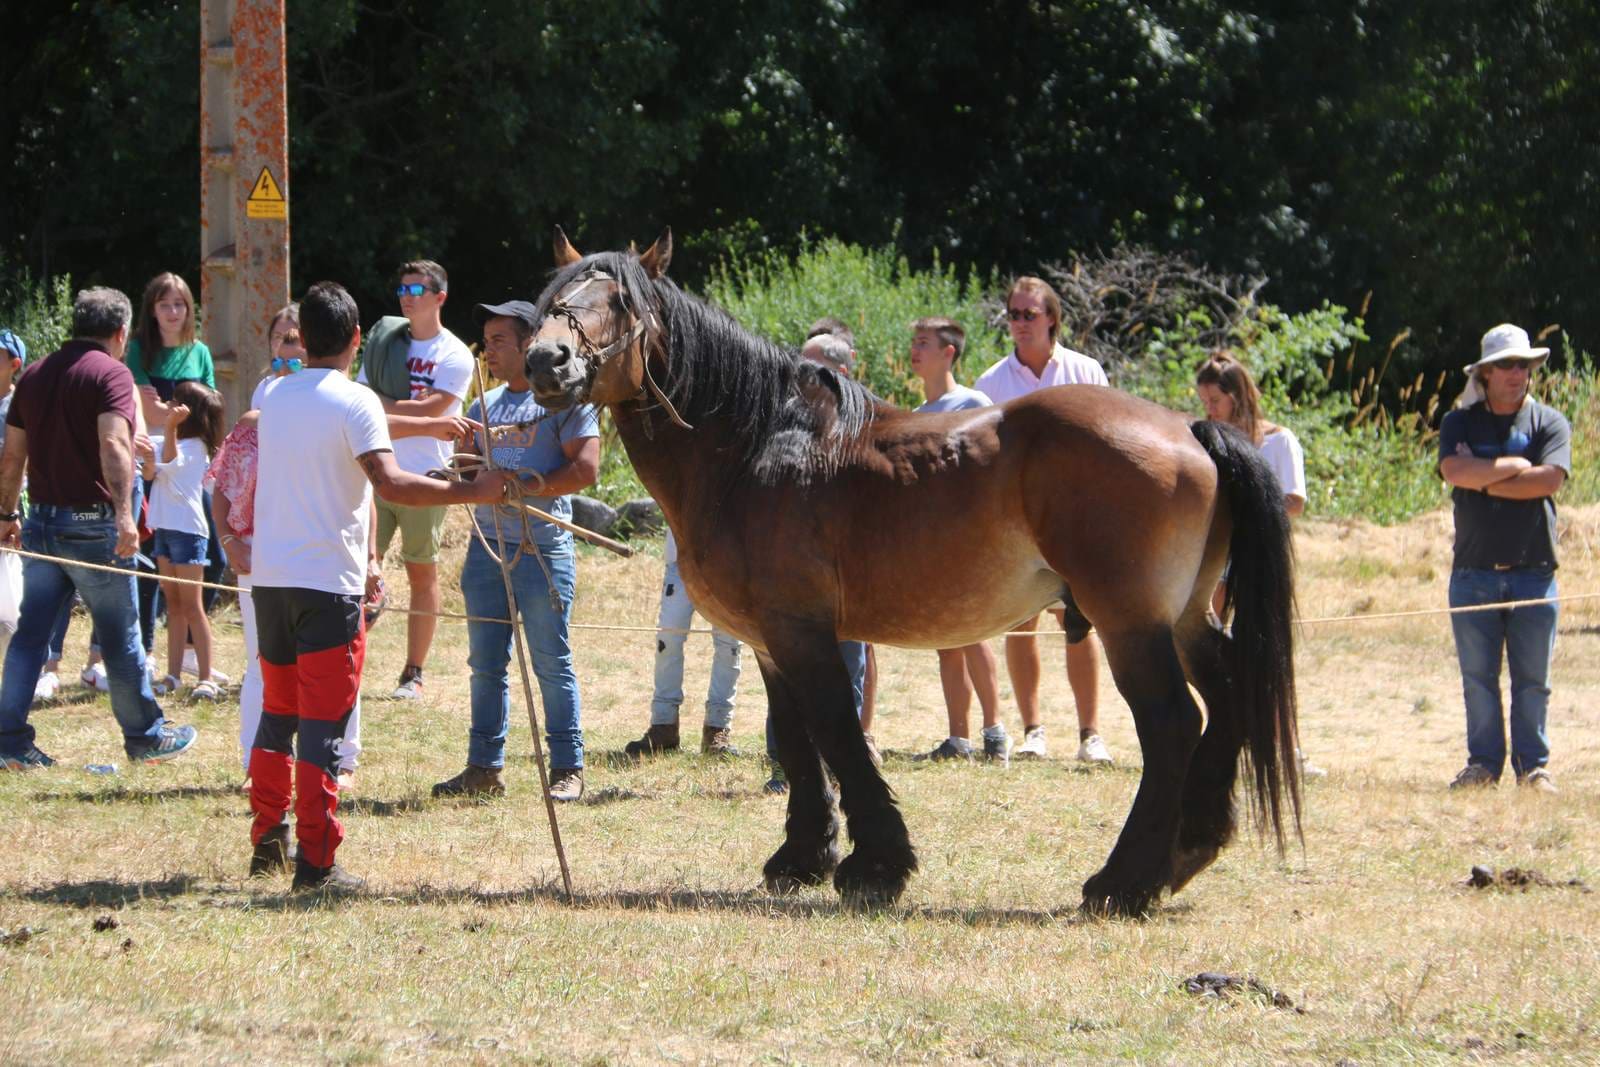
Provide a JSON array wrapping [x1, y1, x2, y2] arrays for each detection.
[[271, 356, 302, 373]]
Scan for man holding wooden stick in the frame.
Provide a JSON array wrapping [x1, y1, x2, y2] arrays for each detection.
[[432, 301, 599, 803]]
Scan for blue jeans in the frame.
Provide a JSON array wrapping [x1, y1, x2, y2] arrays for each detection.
[[1448, 567, 1558, 779], [650, 560, 742, 729], [766, 640, 867, 760], [460, 537, 583, 770], [0, 506, 167, 757]]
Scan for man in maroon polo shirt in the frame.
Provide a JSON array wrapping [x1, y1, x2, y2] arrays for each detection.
[[0, 287, 198, 768]]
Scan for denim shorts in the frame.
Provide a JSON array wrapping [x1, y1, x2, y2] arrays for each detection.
[[152, 528, 210, 566]]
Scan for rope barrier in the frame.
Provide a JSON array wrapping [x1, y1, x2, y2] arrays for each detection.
[[4, 543, 1594, 637]]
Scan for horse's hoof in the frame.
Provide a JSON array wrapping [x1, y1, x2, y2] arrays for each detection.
[[1168, 844, 1220, 894], [762, 841, 838, 895], [1080, 872, 1160, 918], [832, 850, 914, 910]]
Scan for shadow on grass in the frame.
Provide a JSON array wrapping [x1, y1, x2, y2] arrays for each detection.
[[30, 784, 243, 804], [7, 871, 1151, 926], [31, 690, 104, 710]]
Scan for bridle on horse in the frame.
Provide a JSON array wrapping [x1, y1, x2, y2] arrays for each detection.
[[544, 268, 692, 431]]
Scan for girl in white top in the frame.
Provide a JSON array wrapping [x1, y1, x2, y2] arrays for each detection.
[[1195, 351, 1322, 777], [142, 380, 227, 699], [1193, 350, 1306, 518]]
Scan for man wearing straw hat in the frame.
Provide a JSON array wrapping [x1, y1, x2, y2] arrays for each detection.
[[1438, 323, 1570, 794]]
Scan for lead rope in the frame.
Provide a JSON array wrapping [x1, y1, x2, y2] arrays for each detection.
[[466, 351, 574, 901]]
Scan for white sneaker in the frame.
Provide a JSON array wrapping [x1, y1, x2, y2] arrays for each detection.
[[1015, 725, 1049, 761], [392, 667, 424, 700], [80, 662, 111, 693], [1076, 733, 1114, 765], [1297, 749, 1327, 779], [32, 671, 61, 703], [208, 669, 231, 687]]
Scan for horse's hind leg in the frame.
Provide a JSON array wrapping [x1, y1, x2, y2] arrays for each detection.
[[765, 626, 917, 908], [1169, 621, 1243, 894], [755, 653, 841, 893], [1081, 626, 1203, 917]]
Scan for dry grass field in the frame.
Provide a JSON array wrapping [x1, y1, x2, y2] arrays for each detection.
[[3, 504, 1599, 1064]]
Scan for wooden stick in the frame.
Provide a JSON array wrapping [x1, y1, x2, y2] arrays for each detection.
[[507, 498, 634, 558], [471, 356, 575, 901]]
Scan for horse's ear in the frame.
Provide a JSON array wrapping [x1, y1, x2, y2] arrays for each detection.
[[553, 226, 582, 267], [638, 227, 673, 279]]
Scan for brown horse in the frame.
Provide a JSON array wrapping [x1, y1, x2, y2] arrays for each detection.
[[525, 228, 1301, 916]]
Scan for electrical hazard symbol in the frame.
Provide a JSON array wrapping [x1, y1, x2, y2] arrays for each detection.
[[246, 166, 287, 220]]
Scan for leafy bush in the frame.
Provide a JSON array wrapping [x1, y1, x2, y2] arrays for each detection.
[[700, 236, 1005, 409], [0, 265, 74, 361]]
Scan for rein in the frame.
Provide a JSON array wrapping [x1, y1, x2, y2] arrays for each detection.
[[546, 268, 692, 431]]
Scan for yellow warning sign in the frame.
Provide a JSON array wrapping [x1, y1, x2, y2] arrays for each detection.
[[246, 165, 287, 220]]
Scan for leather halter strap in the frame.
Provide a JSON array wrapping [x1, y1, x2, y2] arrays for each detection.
[[547, 269, 692, 430]]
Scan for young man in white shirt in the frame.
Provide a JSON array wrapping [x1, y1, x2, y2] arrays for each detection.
[[357, 259, 475, 701], [908, 317, 1009, 764], [249, 281, 514, 891], [973, 277, 1113, 766]]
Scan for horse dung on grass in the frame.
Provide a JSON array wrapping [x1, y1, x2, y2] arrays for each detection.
[[524, 227, 1302, 916]]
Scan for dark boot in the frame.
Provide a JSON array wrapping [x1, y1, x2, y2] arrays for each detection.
[[701, 725, 739, 757], [432, 764, 506, 798], [248, 822, 291, 878], [291, 855, 365, 893], [623, 722, 680, 759], [548, 767, 584, 803]]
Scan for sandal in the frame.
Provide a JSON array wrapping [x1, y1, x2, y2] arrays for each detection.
[[190, 679, 221, 702], [152, 674, 182, 697]]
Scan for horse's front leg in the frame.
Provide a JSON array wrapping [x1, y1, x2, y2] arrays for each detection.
[[764, 623, 917, 908], [1080, 626, 1204, 917], [756, 652, 841, 893]]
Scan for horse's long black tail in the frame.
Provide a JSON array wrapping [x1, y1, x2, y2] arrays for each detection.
[[1189, 419, 1302, 848]]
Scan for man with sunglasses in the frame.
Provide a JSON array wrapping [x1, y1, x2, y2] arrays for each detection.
[[355, 260, 474, 702], [973, 276, 1113, 767], [1438, 324, 1570, 794]]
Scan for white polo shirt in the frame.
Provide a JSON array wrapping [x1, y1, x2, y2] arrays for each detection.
[[973, 343, 1108, 403]]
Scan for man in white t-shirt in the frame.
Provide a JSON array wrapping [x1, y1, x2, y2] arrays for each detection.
[[973, 276, 1114, 767], [356, 259, 474, 702], [249, 281, 515, 892]]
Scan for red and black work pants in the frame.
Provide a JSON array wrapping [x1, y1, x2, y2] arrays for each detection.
[[248, 586, 365, 868]]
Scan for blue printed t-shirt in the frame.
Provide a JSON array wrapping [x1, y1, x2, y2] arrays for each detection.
[[468, 385, 600, 548], [127, 339, 215, 400], [916, 383, 992, 414], [1437, 398, 1571, 570]]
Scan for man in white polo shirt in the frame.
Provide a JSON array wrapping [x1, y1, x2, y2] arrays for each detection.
[[356, 259, 475, 702], [974, 275, 1113, 766], [249, 281, 514, 891]]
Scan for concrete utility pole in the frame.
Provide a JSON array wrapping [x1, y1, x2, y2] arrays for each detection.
[[200, 0, 289, 422]]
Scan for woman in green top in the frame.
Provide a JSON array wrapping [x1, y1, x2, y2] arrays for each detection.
[[127, 272, 214, 428]]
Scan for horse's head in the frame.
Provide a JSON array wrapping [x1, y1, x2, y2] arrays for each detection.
[[526, 226, 672, 411]]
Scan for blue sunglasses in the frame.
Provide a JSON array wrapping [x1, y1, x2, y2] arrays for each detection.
[[271, 356, 302, 374], [395, 283, 441, 298]]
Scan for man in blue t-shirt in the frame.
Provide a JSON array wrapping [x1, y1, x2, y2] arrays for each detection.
[[432, 301, 600, 803], [1437, 323, 1571, 794]]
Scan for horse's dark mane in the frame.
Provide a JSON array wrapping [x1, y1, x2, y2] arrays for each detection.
[[536, 251, 876, 484]]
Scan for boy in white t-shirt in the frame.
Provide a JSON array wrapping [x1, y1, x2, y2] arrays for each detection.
[[248, 281, 515, 892], [908, 317, 1009, 764], [356, 259, 474, 702]]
